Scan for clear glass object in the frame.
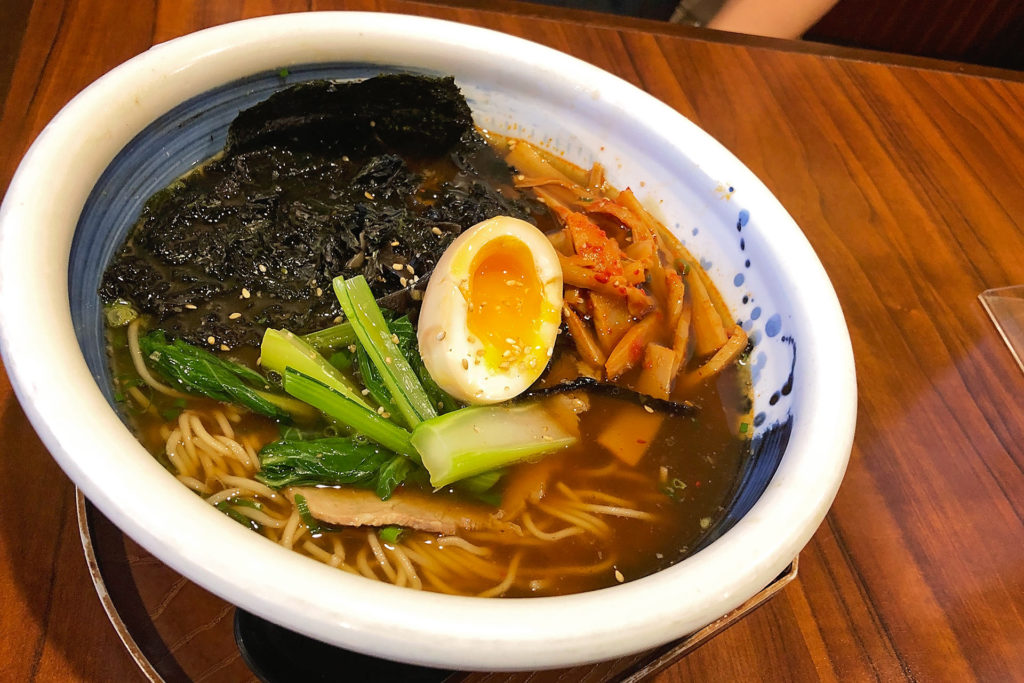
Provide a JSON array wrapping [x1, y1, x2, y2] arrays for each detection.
[[979, 286, 1024, 375]]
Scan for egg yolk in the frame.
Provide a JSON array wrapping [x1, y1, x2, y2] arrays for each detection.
[[466, 237, 544, 370]]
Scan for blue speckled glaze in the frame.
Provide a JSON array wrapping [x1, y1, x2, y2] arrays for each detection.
[[69, 69, 797, 557], [684, 203, 797, 543]]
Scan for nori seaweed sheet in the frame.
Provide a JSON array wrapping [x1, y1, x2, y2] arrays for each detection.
[[101, 75, 536, 350]]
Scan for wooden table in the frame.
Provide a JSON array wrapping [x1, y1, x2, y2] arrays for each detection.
[[2, 1, 1023, 680]]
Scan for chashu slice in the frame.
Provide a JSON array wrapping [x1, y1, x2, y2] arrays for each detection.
[[287, 487, 517, 535]]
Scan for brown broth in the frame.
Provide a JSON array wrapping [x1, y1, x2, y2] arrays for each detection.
[[108, 324, 749, 597], [103, 120, 752, 597]]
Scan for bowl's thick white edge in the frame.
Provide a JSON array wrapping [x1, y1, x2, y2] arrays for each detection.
[[0, 12, 856, 671]]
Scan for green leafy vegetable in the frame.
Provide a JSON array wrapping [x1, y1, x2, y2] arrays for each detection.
[[410, 403, 577, 487], [454, 468, 506, 506], [302, 320, 357, 352], [378, 526, 404, 544], [215, 501, 260, 530], [328, 348, 356, 373], [294, 493, 337, 536], [257, 437, 412, 499], [387, 314, 460, 414], [138, 330, 310, 421], [333, 275, 437, 427], [278, 424, 337, 442], [355, 347, 401, 425], [350, 314, 459, 425], [260, 328, 370, 409], [376, 454, 416, 500], [282, 368, 415, 458]]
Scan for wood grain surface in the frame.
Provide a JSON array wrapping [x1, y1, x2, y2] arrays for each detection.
[[2, 1, 1023, 681]]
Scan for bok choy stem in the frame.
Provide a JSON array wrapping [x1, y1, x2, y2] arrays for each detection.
[[332, 275, 437, 427], [282, 368, 416, 458], [301, 321, 357, 352], [410, 403, 577, 487], [261, 328, 371, 409]]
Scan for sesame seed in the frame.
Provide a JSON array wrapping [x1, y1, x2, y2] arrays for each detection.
[[392, 263, 403, 271], [241, 288, 251, 299], [410, 290, 422, 301], [341, 155, 350, 162], [316, 287, 323, 297], [399, 277, 408, 287], [643, 404, 654, 413], [229, 312, 241, 320], [185, 303, 197, 310], [614, 569, 625, 583], [381, 411, 390, 419], [700, 517, 711, 529], [431, 227, 443, 236], [369, 120, 376, 127], [220, 344, 230, 351], [348, 344, 357, 352], [207, 336, 216, 345], [333, 316, 343, 324], [405, 264, 415, 274], [385, 356, 393, 365], [390, 240, 400, 246], [256, 356, 262, 366], [258, 264, 267, 273], [361, 388, 370, 396], [461, 359, 469, 370], [364, 191, 375, 200], [436, 331, 446, 341], [505, 337, 516, 344], [377, 406, 385, 415], [502, 350, 512, 358]]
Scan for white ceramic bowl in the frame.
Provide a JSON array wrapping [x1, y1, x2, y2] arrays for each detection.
[[0, 12, 855, 671]]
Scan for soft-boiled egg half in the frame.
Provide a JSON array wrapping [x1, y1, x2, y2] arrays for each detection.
[[417, 216, 563, 404]]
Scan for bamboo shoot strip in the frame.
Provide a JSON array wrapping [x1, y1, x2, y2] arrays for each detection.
[[333, 275, 438, 427], [283, 368, 416, 459]]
